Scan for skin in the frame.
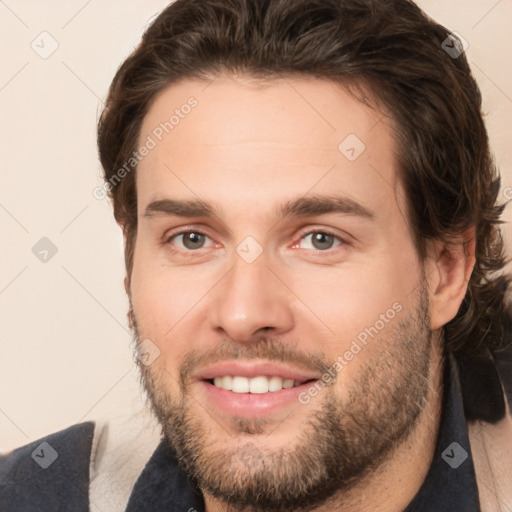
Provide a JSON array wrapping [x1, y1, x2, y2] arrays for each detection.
[[127, 74, 476, 511]]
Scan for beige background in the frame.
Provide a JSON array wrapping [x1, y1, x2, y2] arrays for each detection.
[[1, 0, 511, 453]]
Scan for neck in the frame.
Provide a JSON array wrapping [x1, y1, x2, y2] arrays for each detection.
[[204, 336, 445, 512]]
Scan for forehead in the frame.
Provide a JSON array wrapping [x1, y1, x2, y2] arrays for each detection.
[[136, 75, 404, 223]]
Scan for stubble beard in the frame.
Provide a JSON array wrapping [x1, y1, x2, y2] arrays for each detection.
[[132, 286, 433, 512]]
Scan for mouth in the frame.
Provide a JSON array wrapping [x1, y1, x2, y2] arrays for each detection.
[[205, 375, 316, 393], [195, 361, 321, 416]]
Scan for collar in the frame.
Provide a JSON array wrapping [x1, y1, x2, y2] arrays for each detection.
[[403, 352, 480, 511], [124, 353, 480, 512], [124, 438, 205, 512]]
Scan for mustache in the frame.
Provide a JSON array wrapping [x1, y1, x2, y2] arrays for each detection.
[[129, 303, 332, 388], [178, 337, 332, 388]]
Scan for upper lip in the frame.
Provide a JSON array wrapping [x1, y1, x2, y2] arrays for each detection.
[[195, 361, 321, 383]]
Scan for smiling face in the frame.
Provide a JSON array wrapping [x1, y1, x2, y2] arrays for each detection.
[[128, 75, 441, 510]]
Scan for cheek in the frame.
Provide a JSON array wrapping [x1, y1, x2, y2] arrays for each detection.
[[130, 240, 174, 341], [287, 248, 420, 347], [130, 272, 192, 384], [130, 248, 217, 369], [131, 268, 198, 337]]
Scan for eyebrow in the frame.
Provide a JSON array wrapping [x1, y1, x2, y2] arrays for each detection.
[[143, 195, 375, 221]]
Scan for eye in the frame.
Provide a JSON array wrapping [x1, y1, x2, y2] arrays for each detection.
[[297, 231, 343, 251], [167, 231, 212, 251]]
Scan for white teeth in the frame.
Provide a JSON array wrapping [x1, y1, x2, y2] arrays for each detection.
[[249, 376, 269, 394], [212, 375, 304, 393], [223, 375, 233, 390], [268, 376, 283, 392], [232, 376, 250, 393], [282, 379, 294, 389], [213, 376, 232, 390]]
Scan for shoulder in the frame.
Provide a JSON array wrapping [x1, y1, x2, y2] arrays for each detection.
[[0, 422, 95, 512], [87, 405, 163, 512], [0, 404, 162, 512], [468, 408, 512, 512], [459, 341, 512, 512]]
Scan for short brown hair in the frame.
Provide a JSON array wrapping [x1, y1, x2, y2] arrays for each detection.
[[97, 0, 511, 417]]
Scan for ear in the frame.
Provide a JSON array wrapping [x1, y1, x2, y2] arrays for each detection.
[[120, 222, 132, 296], [120, 222, 135, 330], [425, 228, 476, 330]]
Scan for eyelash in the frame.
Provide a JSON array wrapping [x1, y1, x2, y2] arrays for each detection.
[[164, 228, 348, 256]]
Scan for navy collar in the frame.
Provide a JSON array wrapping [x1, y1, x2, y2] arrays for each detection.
[[125, 353, 480, 512], [403, 352, 480, 511], [124, 438, 205, 511]]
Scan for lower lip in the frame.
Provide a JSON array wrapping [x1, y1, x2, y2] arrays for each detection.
[[198, 380, 317, 417]]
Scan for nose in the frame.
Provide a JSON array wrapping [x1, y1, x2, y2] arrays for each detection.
[[209, 251, 295, 343]]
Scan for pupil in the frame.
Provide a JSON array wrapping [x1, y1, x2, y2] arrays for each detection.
[[313, 233, 333, 250], [184, 232, 204, 249]]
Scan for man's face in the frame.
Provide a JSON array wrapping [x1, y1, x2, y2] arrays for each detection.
[[129, 76, 435, 510]]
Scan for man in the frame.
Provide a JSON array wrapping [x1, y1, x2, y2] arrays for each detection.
[[1, 0, 511, 511]]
